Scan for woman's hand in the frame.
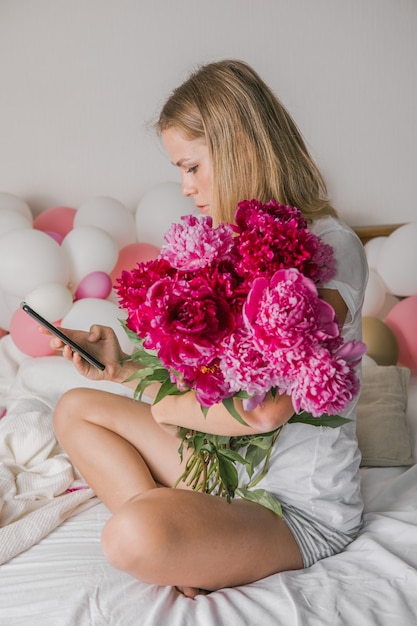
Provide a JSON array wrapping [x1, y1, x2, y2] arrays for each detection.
[[41, 324, 136, 384]]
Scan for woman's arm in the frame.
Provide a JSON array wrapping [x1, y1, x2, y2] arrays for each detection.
[[150, 386, 296, 437], [318, 287, 348, 327], [44, 323, 295, 435]]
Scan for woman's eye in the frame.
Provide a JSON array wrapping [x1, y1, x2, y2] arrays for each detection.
[[186, 165, 198, 174]]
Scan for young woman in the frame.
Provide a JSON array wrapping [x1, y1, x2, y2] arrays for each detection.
[[51, 59, 368, 598]]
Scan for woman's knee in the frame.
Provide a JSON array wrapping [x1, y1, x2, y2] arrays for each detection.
[[53, 388, 90, 439], [101, 489, 174, 577]]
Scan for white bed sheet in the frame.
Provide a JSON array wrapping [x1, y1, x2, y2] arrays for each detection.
[[1, 336, 417, 626], [1, 466, 417, 626]]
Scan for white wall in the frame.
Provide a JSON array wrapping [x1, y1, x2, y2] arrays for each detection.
[[0, 0, 416, 226]]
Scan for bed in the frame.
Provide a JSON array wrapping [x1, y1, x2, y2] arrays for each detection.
[[1, 224, 417, 626]]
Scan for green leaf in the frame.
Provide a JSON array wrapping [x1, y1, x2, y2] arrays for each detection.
[[178, 427, 191, 440], [128, 366, 168, 385], [222, 397, 249, 426], [120, 324, 159, 357], [201, 443, 216, 455], [232, 390, 252, 399], [244, 444, 269, 473], [149, 369, 173, 383], [212, 434, 233, 447], [235, 488, 283, 518], [132, 378, 155, 400], [178, 438, 185, 461], [217, 448, 249, 465], [132, 353, 162, 368], [153, 379, 185, 405], [120, 321, 144, 348], [122, 367, 155, 383], [217, 454, 239, 499], [192, 433, 208, 454], [249, 433, 277, 449], [289, 411, 351, 428]]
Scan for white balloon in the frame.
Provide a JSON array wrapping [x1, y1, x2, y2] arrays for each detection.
[[0, 289, 17, 330], [62, 298, 133, 354], [75, 196, 136, 249], [0, 192, 33, 221], [0, 208, 32, 237], [62, 225, 118, 291], [377, 292, 400, 320], [364, 236, 387, 271], [25, 283, 74, 321], [362, 269, 387, 317], [135, 182, 195, 247], [377, 223, 417, 296], [0, 228, 70, 296]]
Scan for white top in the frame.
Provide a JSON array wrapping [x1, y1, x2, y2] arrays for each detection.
[[238, 216, 369, 532]]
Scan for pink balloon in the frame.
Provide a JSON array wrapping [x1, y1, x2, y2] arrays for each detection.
[[10, 307, 58, 357], [110, 242, 160, 283], [33, 206, 76, 238], [75, 271, 113, 300], [385, 295, 417, 372]]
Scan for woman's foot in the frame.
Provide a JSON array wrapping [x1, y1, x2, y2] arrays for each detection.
[[175, 586, 210, 599]]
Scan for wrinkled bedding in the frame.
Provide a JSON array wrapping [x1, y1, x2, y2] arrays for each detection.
[[1, 334, 417, 626]]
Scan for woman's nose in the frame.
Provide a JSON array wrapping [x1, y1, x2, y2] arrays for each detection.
[[181, 177, 196, 197]]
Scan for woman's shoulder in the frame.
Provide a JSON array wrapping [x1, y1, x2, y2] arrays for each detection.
[[309, 215, 357, 239], [308, 214, 368, 307], [310, 215, 365, 260]]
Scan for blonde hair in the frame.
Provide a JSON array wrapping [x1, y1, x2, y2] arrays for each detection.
[[157, 59, 337, 224]]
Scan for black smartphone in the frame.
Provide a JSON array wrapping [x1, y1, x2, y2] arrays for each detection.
[[20, 302, 105, 371]]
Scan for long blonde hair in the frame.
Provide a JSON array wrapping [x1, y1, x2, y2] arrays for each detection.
[[157, 59, 337, 224]]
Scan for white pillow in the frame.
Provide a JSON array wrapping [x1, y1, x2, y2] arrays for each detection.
[[7, 355, 133, 411]]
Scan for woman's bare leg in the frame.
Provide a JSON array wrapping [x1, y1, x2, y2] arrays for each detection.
[[102, 487, 303, 595], [54, 387, 303, 595], [53, 388, 189, 512]]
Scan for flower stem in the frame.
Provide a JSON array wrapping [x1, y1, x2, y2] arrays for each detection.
[[199, 451, 208, 492], [246, 426, 283, 489]]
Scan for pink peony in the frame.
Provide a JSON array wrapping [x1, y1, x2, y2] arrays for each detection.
[[243, 269, 340, 360], [287, 350, 362, 417], [334, 340, 367, 367], [220, 328, 278, 397], [160, 215, 234, 270]]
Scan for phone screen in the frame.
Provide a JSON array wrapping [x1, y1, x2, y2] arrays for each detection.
[[21, 302, 105, 371]]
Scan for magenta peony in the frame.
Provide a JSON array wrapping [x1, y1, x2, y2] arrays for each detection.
[[233, 200, 336, 286], [116, 199, 365, 416]]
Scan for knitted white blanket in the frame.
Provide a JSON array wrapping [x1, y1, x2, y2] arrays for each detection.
[[0, 398, 96, 565], [0, 335, 136, 566]]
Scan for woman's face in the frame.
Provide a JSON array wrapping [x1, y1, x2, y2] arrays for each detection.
[[162, 127, 212, 216]]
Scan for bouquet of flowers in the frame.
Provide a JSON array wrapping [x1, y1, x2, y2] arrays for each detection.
[[116, 200, 366, 516]]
